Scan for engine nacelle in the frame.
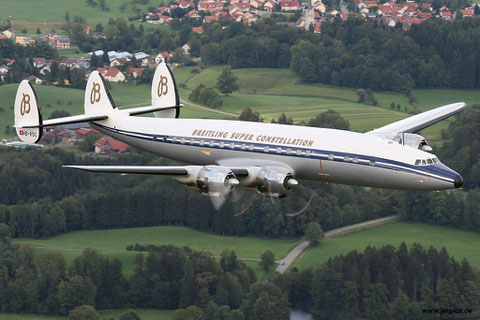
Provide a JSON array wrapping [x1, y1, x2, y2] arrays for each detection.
[[255, 167, 298, 197], [174, 166, 238, 194]]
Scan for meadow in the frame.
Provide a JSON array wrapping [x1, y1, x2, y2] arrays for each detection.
[[293, 222, 480, 271], [1, 0, 167, 35], [0, 309, 173, 320], [13, 226, 300, 277]]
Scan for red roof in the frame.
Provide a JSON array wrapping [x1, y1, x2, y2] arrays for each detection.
[[421, 3, 432, 9], [97, 67, 107, 75], [461, 9, 473, 16], [104, 67, 122, 77], [94, 136, 129, 153], [76, 128, 100, 135], [179, 0, 194, 7], [128, 68, 144, 76], [192, 26, 205, 33], [160, 51, 171, 59], [280, 1, 300, 8]]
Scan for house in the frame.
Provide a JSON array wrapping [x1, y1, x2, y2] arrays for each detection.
[[204, 15, 221, 23], [192, 26, 205, 33], [280, 1, 300, 11], [155, 52, 172, 64], [128, 68, 144, 78], [56, 37, 71, 49], [461, 9, 474, 17], [2, 30, 13, 38], [99, 67, 125, 82], [94, 136, 130, 154], [186, 10, 201, 18], [26, 75, 43, 85], [15, 35, 35, 46], [366, 0, 377, 7], [142, 56, 157, 68], [110, 58, 129, 67], [182, 43, 191, 55], [250, 0, 262, 8], [198, 1, 224, 12], [33, 57, 47, 68], [264, 0, 276, 11], [421, 3, 432, 11], [440, 10, 452, 20], [156, 13, 173, 24], [134, 52, 150, 61], [179, 0, 195, 8], [74, 128, 99, 140]]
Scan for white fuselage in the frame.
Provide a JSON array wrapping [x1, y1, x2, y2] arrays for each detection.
[[91, 110, 460, 191]]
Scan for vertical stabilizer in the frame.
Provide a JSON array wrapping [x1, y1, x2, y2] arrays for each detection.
[[84, 71, 116, 116], [151, 62, 180, 118], [14, 80, 43, 144]]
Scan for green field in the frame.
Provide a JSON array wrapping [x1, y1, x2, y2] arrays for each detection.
[[293, 222, 480, 271], [0, 308, 173, 320], [2, 0, 168, 35], [14, 226, 300, 277]]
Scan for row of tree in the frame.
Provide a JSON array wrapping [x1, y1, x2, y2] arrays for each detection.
[[274, 243, 480, 319]]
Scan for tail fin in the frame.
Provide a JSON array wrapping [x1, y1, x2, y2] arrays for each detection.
[[14, 80, 43, 144], [84, 71, 117, 116], [151, 62, 180, 118]]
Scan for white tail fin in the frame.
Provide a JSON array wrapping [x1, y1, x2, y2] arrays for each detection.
[[14, 80, 43, 144], [84, 71, 116, 116], [151, 62, 180, 118]]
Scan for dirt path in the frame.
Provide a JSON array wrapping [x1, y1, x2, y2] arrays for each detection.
[[180, 98, 238, 117], [275, 214, 401, 273]]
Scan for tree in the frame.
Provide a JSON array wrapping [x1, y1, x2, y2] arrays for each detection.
[[259, 250, 275, 272], [239, 107, 261, 122], [119, 310, 141, 320], [216, 65, 238, 95], [173, 305, 205, 320], [277, 113, 293, 125], [305, 222, 324, 246], [68, 305, 99, 320], [49, 110, 72, 119], [65, 11, 70, 23], [307, 109, 350, 130]]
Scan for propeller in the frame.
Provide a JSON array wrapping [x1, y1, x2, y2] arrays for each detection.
[[208, 174, 239, 211]]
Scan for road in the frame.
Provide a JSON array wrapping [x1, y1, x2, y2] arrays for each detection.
[[180, 98, 238, 117], [275, 214, 400, 273]]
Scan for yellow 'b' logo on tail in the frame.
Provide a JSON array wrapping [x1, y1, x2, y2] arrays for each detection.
[[20, 94, 31, 116], [158, 76, 168, 97], [90, 82, 101, 104]]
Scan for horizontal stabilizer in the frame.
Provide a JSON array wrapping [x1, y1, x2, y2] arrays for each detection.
[[63, 165, 189, 175], [121, 104, 184, 116], [367, 102, 466, 135], [16, 114, 109, 128]]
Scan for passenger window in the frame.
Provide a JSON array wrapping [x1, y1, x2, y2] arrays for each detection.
[[344, 156, 350, 162], [241, 144, 246, 150], [369, 159, 375, 166], [249, 145, 254, 151], [181, 138, 185, 144], [209, 141, 214, 147], [153, 135, 158, 141], [297, 149, 302, 156], [328, 154, 334, 161], [353, 156, 358, 163], [286, 148, 292, 154], [172, 137, 177, 143], [276, 148, 282, 154], [219, 142, 224, 148], [264, 146, 269, 153], [230, 143, 235, 149], [415, 159, 421, 166], [306, 150, 311, 157], [200, 140, 204, 146]]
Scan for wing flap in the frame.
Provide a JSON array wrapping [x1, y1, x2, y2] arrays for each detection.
[[366, 102, 466, 135]]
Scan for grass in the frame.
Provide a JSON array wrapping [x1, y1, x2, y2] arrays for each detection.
[[293, 222, 480, 271], [14, 226, 300, 277], [0, 309, 174, 320], [2, 0, 168, 35]]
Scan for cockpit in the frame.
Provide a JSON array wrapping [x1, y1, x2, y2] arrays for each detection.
[[414, 157, 440, 166]]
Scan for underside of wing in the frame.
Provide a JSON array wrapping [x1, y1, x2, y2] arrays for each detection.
[[366, 102, 466, 136], [120, 104, 183, 116], [63, 165, 189, 175]]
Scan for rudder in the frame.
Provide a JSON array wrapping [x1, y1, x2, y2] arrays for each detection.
[[151, 62, 180, 118], [84, 71, 116, 116], [14, 80, 43, 144]]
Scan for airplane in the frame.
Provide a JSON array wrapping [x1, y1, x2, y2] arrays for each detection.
[[13, 62, 465, 212]]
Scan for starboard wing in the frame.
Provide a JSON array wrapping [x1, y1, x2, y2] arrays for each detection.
[[366, 102, 466, 136]]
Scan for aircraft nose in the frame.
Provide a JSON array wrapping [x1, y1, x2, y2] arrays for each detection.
[[454, 175, 463, 188]]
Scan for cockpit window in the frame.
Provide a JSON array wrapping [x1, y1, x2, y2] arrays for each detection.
[[427, 159, 433, 165], [415, 159, 421, 166], [422, 160, 426, 165]]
